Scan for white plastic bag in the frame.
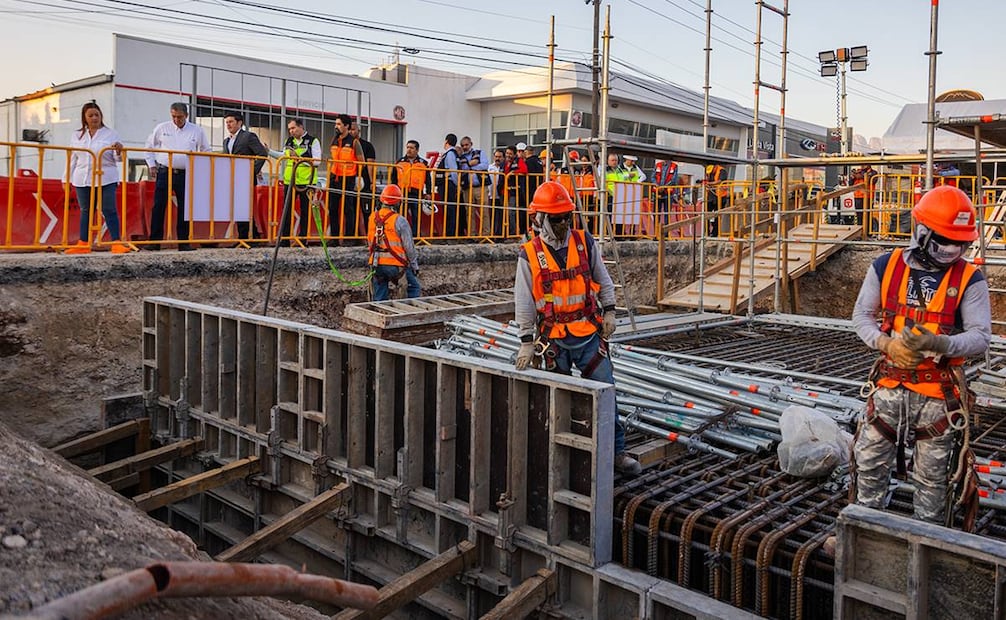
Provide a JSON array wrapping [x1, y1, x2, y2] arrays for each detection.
[[776, 405, 853, 478]]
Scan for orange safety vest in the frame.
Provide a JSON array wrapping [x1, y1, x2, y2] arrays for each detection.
[[329, 135, 358, 177], [551, 172, 575, 196], [395, 158, 428, 192], [523, 229, 601, 340], [575, 171, 596, 190], [877, 248, 975, 398], [367, 208, 408, 267]]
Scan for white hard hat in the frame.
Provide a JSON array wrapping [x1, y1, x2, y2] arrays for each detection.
[[421, 199, 438, 215]]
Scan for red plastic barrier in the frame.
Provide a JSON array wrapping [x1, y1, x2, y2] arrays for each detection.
[[0, 171, 76, 247]]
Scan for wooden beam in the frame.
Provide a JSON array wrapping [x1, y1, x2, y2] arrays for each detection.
[[333, 540, 477, 620], [216, 482, 350, 563], [89, 437, 205, 482], [106, 472, 141, 492], [133, 456, 261, 513], [480, 568, 555, 620], [52, 419, 146, 459]]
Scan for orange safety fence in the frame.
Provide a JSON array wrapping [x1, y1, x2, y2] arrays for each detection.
[[0, 140, 833, 251]]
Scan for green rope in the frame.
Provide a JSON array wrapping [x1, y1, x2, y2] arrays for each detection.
[[309, 196, 374, 287]]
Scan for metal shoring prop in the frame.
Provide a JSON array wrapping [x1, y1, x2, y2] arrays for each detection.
[[262, 159, 311, 316]]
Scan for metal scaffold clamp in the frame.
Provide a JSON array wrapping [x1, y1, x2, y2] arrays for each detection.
[[494, 492, 517, 553]]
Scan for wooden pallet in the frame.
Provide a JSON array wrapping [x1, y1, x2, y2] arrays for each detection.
[[341, 289, 514, 344], [657, 223, 862, 312]]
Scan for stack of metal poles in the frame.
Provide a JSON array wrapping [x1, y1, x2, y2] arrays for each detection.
[[439, 316, 865, 459]]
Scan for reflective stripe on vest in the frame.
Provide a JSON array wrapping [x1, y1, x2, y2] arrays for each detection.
[[877, 247, 974, 398], [282, 134, 318, 186], [523, 229, 601, 339], [367, 209, 407, 267], [329, 136, 358, 177]]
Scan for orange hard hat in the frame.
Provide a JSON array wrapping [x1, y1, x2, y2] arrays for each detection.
[[912, 185, 977, 242], [529, 181, 575, 215], [380, 184, 403, 206], [569, 150, 580, 161]]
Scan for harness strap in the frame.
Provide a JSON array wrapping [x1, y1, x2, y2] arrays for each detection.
[[371, 210, 408, 266], [866, 409, 909, 479], [581, 337, 609, 378], [877, 361, 954, 385]]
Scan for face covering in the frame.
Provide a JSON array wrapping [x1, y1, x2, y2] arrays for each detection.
[[914, 224, 967, 268]]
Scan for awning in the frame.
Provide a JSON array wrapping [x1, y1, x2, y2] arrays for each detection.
[[937, 113, 1006, 148]]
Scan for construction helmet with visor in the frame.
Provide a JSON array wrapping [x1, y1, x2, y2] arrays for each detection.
[[529, 181, 575, 215], [379, 184, 403, 207], [912, 185, 978, 242]]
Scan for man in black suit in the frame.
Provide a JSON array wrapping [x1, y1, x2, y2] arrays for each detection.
[[223, 111, 268, 239]]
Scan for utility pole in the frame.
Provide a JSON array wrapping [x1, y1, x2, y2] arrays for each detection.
[[924, 0, 940, 191], [590, 0, 600, 138]]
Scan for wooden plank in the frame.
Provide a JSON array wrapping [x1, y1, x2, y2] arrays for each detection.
[[52, 419, 145, 459], [107, 472, 141, 492], [215, 482, 350, 563], [374, 351, 396, 479], [133, 456, 261, 512], [89, 437, 205, 482], [470, 371, 492, 515], [480, 568, 555, 620], [553, 489, 592, 513], [333, 540, 477, 620]]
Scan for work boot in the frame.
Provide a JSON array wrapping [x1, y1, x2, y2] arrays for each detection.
[[614, 452, 642, 476], [177, 243, 196, 252], [65, 240, 91, 255], [109, 242, 132, 254]]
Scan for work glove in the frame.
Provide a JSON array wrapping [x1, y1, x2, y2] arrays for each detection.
[[877, 334, 923, 369], [901, 325, 950, 355], [601, 312, 617, 340], [515, 342, 535, 371]]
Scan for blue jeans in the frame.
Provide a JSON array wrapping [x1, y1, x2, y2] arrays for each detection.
[[551, 333, 625, 454], [75, 183, 121, 242], [372, 265, 420, 301]]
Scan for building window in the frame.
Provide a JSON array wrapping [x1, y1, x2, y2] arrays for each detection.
[[492, 111, 568, 152]]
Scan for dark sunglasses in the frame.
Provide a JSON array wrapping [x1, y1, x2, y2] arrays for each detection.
[[547, 213, 571, 224]]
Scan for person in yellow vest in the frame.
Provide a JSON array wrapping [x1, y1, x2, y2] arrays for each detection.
[[272, 118, 322, 244], [329, 113, 367, 240], [513, 181, 642, 476], [851, 185, 990, 526], [703, 163, 727, 237], [368, 185, 420, 301]]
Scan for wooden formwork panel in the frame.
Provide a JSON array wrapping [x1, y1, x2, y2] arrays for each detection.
[[141, 296, 613, 570], [341, 289, 515, 345], [835, 504, 1006, 620]]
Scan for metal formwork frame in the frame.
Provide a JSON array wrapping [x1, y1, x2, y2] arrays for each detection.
[[835, 504, 1006, 619], [138, 297, 761, 618]]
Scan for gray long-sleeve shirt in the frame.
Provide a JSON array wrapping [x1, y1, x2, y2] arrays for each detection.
[[514, 229, 616, 340], [851, 249, 991, 358]]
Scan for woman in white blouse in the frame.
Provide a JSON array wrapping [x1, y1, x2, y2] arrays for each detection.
[[66, 102, 131, 254]]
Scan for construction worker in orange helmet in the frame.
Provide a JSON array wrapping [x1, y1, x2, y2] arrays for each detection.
[[849, 183, 990, 527], [513, 181, 642, 476], [367, 184, 420, 301]]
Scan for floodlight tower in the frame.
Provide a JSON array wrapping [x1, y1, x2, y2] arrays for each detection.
[[819, 46, 869, 154]]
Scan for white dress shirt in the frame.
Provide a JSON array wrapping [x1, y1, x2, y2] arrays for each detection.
[[225, 127, 243, 153], [144, 120, 209, 170], [69, 126, 122, 187]]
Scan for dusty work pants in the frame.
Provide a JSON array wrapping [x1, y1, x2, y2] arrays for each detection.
[[854, 386, 954, 523], [550, 333, 626, 455]]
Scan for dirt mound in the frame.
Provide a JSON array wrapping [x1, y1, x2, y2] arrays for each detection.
[[0, 420, 328, 618]]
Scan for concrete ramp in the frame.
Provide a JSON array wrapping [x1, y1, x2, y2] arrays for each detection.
[[658, 223, 861, 312]]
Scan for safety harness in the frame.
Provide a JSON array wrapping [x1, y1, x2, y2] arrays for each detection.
[[529, 232, 605, 374], [368, 210, 408, 268], [859, 252, 979, 530]]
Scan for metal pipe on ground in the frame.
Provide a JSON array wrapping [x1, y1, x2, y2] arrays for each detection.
[[25, 562, 378, 620]]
